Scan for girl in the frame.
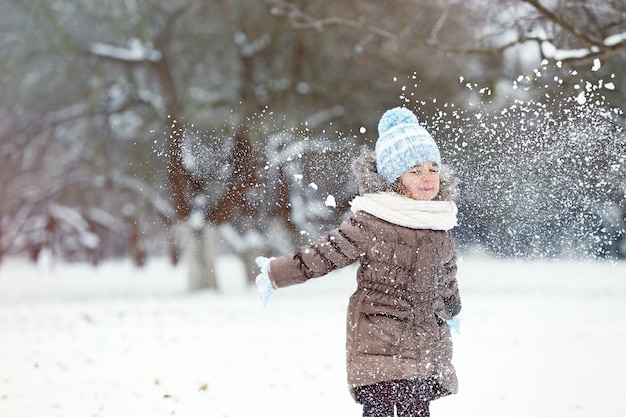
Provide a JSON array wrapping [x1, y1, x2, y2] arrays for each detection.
[[256, 107, 461, 417]]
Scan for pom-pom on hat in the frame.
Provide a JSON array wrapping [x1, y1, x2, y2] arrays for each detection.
[[375, 107, 441, 183]]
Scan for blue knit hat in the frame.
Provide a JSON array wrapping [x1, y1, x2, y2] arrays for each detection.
[[375, 107, 441, 183]]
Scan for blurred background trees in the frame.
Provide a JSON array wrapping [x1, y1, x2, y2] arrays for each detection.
[[1, 0, 624, 290]]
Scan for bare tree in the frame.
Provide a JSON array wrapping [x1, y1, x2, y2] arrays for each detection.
[[2, 0, 623, 278], [1, 0, 360, 288], [265, 0, 626, 66]]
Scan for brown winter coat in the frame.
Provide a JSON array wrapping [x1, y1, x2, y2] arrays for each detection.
[[267, 150, 461, 401]]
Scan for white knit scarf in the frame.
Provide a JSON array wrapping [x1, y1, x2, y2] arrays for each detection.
[[350, 192, 458, 231]]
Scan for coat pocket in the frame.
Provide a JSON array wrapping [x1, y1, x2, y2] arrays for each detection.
[[355, 295, 412, 355]]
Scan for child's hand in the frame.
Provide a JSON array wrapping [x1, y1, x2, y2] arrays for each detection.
[[255, 256, 275, 307], [447, 316, 461, 335]]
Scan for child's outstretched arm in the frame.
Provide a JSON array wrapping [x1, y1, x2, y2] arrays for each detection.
[[255, 215, 366, 304]]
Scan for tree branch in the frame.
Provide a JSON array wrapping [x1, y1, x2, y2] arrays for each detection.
[[266, 0, 531, 56], [267, 0, 626, 66], [521, 0, 605, 47]]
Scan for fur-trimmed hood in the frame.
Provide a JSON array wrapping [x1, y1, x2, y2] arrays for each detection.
[[351, 148, 458, 201]]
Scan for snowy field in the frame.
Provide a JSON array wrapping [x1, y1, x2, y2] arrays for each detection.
[[1, 254, 625, 417]]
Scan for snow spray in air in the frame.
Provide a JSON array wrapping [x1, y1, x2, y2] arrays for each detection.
[[397, 60, 625, 259]]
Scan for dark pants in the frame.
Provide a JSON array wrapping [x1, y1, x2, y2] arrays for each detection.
[[355, 378, 446, 417]]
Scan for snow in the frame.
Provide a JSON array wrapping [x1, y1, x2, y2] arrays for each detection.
[[89, 38, 162, 62], [1, 256, 625, 417], [591, 58, 601, 72], [540, 30, 626, 62], [604, 32, 626, 47]]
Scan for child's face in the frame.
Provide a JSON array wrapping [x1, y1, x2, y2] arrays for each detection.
[[398, 162, 440, 201]]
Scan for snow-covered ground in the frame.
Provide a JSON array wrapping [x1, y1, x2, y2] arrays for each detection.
[[1, 255, 625, 417]]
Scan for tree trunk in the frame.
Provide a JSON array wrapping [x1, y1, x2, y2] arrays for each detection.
[[175, 222, 219, 291], [152, 7, 219, 291]]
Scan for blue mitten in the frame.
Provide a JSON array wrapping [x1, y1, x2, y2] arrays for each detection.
[[447, 316, 461, 335], [255, 256, 275, 307]]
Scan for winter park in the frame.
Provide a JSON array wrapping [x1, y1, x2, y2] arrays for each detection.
[[1, 2, 625, 417]]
